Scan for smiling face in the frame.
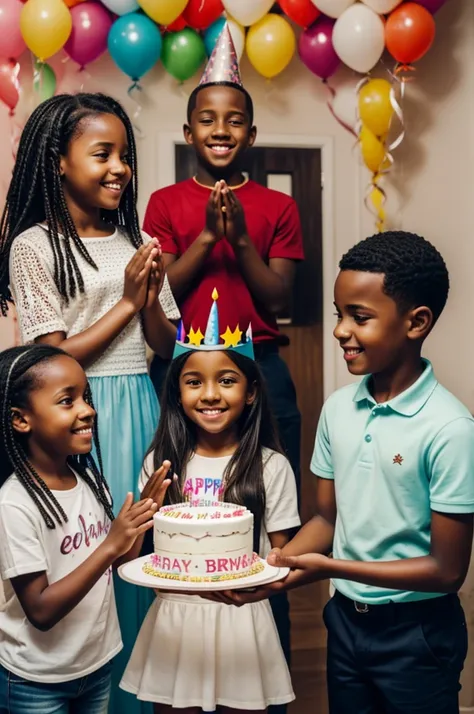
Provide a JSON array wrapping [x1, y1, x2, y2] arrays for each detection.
[[59, 113, 132, 216], [184, 85, 256, 177], [178, 350, 256, 443]]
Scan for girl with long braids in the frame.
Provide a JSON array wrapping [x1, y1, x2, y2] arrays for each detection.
[[0, 344, 173, 714], [0, 93, 179, 713]]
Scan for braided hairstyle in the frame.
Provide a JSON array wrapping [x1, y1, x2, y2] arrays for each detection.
[[0, 93, 142, 316], [339, 231, 450, 324], [0, 344, 114, 528]]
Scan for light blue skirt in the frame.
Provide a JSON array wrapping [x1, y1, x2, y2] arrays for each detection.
[[89, 373, 158, 714]]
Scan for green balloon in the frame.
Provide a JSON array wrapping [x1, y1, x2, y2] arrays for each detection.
[[33, 62, 57, 103], [162, 28, 206, 83]]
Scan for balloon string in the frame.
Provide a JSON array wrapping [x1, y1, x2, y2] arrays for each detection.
[[78, 66, 92, 92], [9, 113, 22, 160], [127, 82, 144, 138], [179, 83, 190, 100], [323, 79, 358, 139], [385, 63, 413, 152], [364, 174, 387, 233]]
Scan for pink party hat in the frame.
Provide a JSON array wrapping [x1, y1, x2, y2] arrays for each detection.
[[199, 23, 242, 87]]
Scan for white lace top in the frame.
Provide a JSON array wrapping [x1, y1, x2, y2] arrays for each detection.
[[9, 225, 180, 377]]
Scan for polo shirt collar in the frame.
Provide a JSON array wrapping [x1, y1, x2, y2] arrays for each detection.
[[353, 359, 438, 416]]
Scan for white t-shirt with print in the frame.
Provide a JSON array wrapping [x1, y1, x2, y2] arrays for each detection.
[[140, 448, 300, 557], [0, 473, 122, 683]]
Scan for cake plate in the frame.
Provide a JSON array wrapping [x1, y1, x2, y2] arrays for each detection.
[[118, 554, 290, 592]]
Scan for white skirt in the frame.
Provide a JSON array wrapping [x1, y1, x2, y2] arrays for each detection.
[[120, 593, 295, 711]]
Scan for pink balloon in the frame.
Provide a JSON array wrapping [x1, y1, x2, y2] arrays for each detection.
[[413, 0, 446, 12], [64, 1, 113, 68], [298, 16, 340, 80], [0, 0, 26, 60], [0, 59, 19, 114]]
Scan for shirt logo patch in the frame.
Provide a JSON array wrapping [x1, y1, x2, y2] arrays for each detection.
[[393, 454, 403, 465]]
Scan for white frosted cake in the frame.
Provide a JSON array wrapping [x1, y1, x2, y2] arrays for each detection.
[[143, 501, 264, 583]]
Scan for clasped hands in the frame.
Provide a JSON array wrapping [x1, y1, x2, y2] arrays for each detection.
[[205, 179, 248, 247]]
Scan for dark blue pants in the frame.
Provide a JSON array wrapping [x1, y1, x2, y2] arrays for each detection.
[[324, 591, 468, 714]]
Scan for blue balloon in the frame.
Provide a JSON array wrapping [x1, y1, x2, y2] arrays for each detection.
[[204, 17, 226, 58], [108, 13, 162, 81]]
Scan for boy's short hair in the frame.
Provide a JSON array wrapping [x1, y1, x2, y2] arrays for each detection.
[[186, 82, 254, 125], [339, 231, 450, 323]]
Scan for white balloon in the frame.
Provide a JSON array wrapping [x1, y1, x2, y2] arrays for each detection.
[[227, 17, 245, 61], [100, 0, 139, 15], [333, 4, 385, 74], [331, 82, 359, 131], [310, 0, 355, 19], [361, 0, 402, 13], [222, 0, 274, 27]]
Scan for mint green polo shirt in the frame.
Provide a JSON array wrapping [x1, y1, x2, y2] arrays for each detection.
[[311, 360, 474, 604]]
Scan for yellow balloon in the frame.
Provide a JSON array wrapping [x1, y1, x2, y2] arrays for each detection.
[[138, 0, 188, 25], [246, 14, 295, 80], [359, 126, 389, 174], [358, 79, 394, 138], [20, 0, 72, 61]]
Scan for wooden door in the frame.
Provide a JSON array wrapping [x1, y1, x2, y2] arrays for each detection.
[[175, 145, 329, 713]]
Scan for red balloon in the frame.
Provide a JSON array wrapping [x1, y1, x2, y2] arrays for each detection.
[[163, 14, 187, 31], [278, 0, 320, 28], [0, 59, 19, 114], [385, 2, 435, 64], [183, 0, 223, 30]]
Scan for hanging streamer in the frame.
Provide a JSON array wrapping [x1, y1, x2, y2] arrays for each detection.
[[323, 79, 358, 139], [387, 63, 413, 152], [127, 81, 144, 138]]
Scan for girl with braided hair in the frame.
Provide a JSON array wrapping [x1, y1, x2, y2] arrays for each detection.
[[0, 344, 173, 714], [0, 93, 180, 714]]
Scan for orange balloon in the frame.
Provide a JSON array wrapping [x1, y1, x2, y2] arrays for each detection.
[[385, 2, 435, 64], [63, 0, 85, 7]]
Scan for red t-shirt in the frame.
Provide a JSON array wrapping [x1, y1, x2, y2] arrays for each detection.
[[143, 178, 304, 343]]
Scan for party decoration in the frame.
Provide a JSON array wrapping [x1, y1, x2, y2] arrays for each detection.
[[331, 81, 359, 133], [63, 0, 86, 7], [358, 78, 393, 137], [415, 0, 446, 13], [33, 60, 56, 101], [108, 12, 161, 81], [361, 0, 402, 13], [204, 16, 245, 60], [222, 0, 273, 27], [183, 0, 224, 31], [161, 27, 206, 83], [310, 0, 353, 19], [385, 3, 435, 65], [201, 23, 241, 85], [0, 59, 19, 114], [20, 0, 72, 60], [100, 0, 138, 15], [333, 3, 384, 74], [0, 0, 26, 60], [298, 16, 339, 81], [278, 0, 320, 28], [246, 13, 295, 80], [64, 2, 112, 68], [165, 14, 187, 31], [138, 0, 187, 26]]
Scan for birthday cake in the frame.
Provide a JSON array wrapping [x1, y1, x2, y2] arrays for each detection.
[[142, 501, 264, 583]]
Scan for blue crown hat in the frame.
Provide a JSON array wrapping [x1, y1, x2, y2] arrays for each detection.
[[173, 288, 254, 360]]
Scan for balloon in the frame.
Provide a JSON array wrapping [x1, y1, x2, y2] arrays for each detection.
[[183, 0, 224, 30], [310, 0, 354, 19], [222, 0, 273, 27], [385, 3, 435, 64], [331, 81, 359, 131], [204, 16, 245, 60], [33, 60, 56, 101], [100, 0, 138, 15], [358, 78, 393, 137], [0, 0, 26, 59], [361, 0, 402, 13], [278, 0, 320, 28], [161, 27, 206, 83], [20, 0, 72, 60], [333, 3, 384, 74], [298, 16, 340, 80], [0, 59, 19, 113], [165, 14, 187, 31], [246, 13, 295, 79], [359, 125, 387, 173], [108, 13, 162, 80], [63, 0, 86, 7], [138, 0, 187, 26], [414, 0, 447, 13], [64, 2, 112, 67]]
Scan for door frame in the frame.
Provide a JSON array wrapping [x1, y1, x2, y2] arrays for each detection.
[[156, 131, 337, 399]]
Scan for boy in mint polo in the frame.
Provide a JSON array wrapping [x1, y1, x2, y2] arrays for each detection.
[[229, 231, 474, 714]]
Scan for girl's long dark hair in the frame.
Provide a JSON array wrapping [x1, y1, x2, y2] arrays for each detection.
[[0, 344, 114, 528], [147, 350, 283, 551], [0, 93, 142, 315]]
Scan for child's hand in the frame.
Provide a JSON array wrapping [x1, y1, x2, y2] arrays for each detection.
[[144, 243, 165, 310], [205, 181, 225, 242], [105, 493, 157, 559], [123, 241, 158, 312], [141, 460, 175, 508], [221, 187, 248, 248]]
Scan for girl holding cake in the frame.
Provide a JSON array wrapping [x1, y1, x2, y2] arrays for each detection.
[[120, 290, 300, 713]]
